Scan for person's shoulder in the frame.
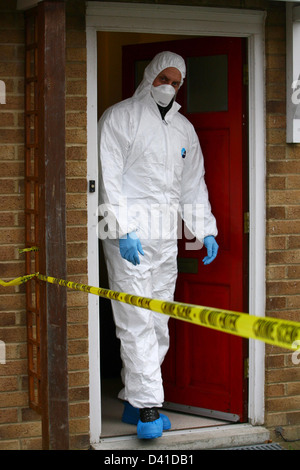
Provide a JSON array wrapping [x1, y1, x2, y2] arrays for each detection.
[[100, 97, 134, 122], [175, 110, 197, 135], [176, 110, 193, 127]]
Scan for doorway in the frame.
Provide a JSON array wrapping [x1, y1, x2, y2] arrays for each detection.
[[122, 37, 249, 423], [97, 32, 248, 436], [86, 2, 266, 444]]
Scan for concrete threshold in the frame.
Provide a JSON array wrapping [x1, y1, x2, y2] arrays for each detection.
[[92, 423, 270, 451]]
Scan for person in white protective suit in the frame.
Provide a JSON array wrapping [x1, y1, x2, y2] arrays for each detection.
[[98, 51, 218, 440]]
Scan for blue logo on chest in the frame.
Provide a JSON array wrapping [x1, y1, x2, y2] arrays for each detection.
[[181, 148, 186, 159]]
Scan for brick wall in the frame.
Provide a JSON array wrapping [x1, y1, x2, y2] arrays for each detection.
[[0, 1, 39, 450], [1, 0, 300, 450], [265, 2, 300, 443], [0, 0, 89, 450], [65, 0, 89, 450]]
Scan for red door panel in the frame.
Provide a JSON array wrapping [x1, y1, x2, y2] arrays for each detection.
[[123, 36, 248, 422]]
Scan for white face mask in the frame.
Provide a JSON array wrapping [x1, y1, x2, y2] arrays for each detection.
[[151, 84, 176, 107]]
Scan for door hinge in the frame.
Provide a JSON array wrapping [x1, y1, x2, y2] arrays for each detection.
[[244, 212, 250, 234], [244, 358, 249, 379]]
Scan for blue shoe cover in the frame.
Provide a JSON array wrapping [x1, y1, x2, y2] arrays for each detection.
[[122, 402, 171, 430], [137, 416, 163, 440], [121, 401, 140, 425]]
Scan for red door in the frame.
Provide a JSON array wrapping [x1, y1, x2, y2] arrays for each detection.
[[123, 37, 248, 422]]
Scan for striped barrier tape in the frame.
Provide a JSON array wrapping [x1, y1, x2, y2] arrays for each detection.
[[0, 273, 37, 287], [38, 274, 300, 351], [18, 247, 39, 254], [0, 270, 299, 351]]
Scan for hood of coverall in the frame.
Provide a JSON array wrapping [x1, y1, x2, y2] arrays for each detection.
[[133, 51, 186, 101]]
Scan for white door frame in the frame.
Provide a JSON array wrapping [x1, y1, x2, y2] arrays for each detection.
[[86, 2, 266, 444]]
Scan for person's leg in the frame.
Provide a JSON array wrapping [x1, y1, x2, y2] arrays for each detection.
[[102, 237, 164, 409], [151, 239, 178, 367], [110, 278, 164, 409]]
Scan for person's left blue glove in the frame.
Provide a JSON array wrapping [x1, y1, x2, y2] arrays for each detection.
[[202, 236, 219, 265], [119, 232, 144, 266]]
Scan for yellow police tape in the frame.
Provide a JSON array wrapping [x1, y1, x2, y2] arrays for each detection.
[[1, 271, 300, 351], [34, 274, 300, 351], [18, 247, 39, 254]]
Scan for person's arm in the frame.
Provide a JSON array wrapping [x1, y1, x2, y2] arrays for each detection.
[[98, 105, 136, 239], [98, 105, 144, 265]]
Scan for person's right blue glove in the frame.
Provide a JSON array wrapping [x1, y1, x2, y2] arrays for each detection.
[[119, 232, 144, 266]]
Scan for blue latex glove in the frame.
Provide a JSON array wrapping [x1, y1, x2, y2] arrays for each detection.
[[119, 232, 144, 266], [202, 236, 219, 265]]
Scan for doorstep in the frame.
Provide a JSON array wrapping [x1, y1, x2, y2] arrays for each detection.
[[91, 423, 270, 450]]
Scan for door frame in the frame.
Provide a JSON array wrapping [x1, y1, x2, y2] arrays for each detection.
[[86, 1, 266, 444]]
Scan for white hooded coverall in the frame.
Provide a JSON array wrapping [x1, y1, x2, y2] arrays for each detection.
[[98, 51, 217, 409]]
